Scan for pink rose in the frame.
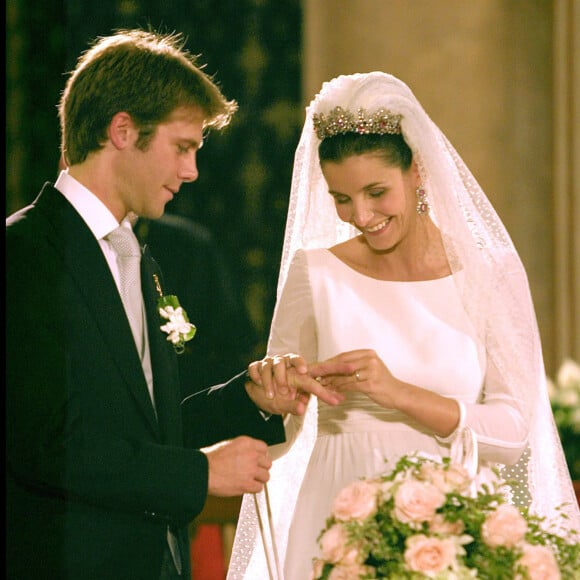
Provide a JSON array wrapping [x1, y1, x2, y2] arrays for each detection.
[[441, 464, 471, 493], [429, 513, 465, 535], [404, 534, 458, 574], [481, 504, 527, 548], [310, 558, 325, 580], [332, 479, 378, 522], [394, 480, 446, 524], [417, 463, 439, 482], [516, 544, 561, 580], [419, 462, 470, 494], [319, 524, 360, 564]]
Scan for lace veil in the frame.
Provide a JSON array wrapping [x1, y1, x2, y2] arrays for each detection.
[[228, 72, 579, 579]]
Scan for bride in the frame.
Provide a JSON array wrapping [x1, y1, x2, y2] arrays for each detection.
[[227, 72, 580, 580]]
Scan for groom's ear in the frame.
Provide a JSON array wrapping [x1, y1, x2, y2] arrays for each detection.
[[108, 111, 138, 150]]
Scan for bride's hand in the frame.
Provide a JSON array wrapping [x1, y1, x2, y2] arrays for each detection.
[[316, 349, 401, 408]]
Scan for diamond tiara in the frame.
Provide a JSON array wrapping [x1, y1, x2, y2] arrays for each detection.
[[312, 106, 403, 139]]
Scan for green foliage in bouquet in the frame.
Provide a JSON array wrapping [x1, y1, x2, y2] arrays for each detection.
[[548, 359, 580, 480], [312, 454, 579, 579]]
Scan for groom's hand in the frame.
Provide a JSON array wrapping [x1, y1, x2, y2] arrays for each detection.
[[245, 353, 355, 416]]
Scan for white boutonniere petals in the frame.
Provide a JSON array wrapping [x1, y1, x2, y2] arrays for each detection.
[[153, 274, 196, 354]]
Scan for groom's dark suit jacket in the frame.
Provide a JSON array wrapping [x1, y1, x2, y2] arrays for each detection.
[[6, 184, 285, 580]]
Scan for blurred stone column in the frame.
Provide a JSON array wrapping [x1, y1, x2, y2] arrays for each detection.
[[553, 0, 580, 367], [303, 0, 564, 372]]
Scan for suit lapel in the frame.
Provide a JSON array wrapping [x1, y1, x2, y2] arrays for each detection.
[[141, 246, 182, 444], [38, 187, 160, 435]]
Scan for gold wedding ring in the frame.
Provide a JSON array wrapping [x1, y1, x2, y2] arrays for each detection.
[[355, 370, 361, 381]]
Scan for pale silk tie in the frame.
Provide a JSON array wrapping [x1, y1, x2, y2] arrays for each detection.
[[107, 226, 182, 576], [106, 225, 145, 360]]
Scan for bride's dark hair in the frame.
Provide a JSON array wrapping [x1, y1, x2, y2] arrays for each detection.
[[319, 132, 413, 170]]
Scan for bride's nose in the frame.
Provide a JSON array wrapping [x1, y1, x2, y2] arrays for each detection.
[[350, 201, 373, 227]]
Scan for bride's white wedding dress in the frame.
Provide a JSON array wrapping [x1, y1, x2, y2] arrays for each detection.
[[229, 247, 527, 580]]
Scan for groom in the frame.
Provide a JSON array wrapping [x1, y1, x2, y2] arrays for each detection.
[[6, 28, 350, 580]]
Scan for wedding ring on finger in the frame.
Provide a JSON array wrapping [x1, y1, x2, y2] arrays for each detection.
[[354, 370, 361, 382]]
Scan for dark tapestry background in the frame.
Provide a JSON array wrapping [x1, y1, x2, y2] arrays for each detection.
[[6, 0, 304, 356]]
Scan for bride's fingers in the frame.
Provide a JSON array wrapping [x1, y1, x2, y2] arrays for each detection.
[[307, 360, 358, 379], [292, 374, 345, 405], [326, 349, 375, 364], [320, 369, 365, 389]]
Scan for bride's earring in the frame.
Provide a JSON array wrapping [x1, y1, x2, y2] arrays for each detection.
[[416, 185, 430, 215]]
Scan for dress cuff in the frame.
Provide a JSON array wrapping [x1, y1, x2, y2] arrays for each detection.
[[435, 400, 466, 444]]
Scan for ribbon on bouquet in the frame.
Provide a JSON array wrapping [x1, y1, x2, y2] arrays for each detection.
[[450, 426, 479, 496], [253, 483, 283, 580]]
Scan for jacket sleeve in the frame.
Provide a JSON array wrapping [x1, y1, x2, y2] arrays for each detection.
[[181, 370, 286, 449]]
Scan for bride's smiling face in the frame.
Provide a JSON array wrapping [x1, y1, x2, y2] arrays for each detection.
[[322, 153, 420, 251]]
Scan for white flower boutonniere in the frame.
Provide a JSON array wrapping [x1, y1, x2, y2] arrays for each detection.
[[153, 274, 196, 354]]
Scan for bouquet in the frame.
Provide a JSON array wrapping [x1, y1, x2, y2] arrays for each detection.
[[311, 454, 579, 579]]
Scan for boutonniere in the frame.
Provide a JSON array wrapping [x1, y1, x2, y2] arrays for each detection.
[[153, 274, 196, 354]]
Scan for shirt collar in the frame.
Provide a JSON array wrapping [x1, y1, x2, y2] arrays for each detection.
[[54, 169, 122, 240]]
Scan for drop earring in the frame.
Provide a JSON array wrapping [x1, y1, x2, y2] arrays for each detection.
[[416, 185, 430, 215]]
